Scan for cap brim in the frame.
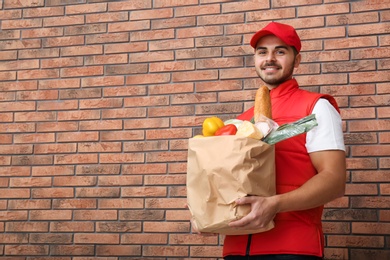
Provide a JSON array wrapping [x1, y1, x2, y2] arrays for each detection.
[[250, 30, 274, 48]]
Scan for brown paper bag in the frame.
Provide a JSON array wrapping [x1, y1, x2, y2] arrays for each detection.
[[186, 135, 275, 235]]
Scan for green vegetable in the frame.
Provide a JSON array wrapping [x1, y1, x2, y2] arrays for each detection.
[[263, 114, 318, 145]]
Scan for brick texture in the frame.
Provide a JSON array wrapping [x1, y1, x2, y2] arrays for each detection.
[[0, 0, 389, 259]]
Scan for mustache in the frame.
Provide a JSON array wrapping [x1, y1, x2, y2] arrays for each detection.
[[262, 62, 281, 68]]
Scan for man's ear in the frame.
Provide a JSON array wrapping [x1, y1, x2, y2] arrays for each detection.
[[294, 53, 301, 68]]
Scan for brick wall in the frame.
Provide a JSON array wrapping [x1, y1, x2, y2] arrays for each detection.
[[0, 0, 389, 259]]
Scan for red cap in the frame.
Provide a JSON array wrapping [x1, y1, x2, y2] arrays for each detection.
[[250, 22, 301, 53]]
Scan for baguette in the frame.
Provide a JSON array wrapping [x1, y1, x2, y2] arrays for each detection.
[[254, 85, 272, 122]]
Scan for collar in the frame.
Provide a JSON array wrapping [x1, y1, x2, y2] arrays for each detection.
[[270, 78, 299, 99]]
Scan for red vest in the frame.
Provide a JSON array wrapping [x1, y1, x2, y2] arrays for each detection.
[[223, 79, 339, 257]]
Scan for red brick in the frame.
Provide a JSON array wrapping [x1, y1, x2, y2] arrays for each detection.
[[126, 73, 171, 85], [23, 6, 64, 18], [323, 247, 349, 260], [200, 13, 244, 26], [75, 164, 120, 175], [327, 12, 379, 26], [39, 78, 80, 89], [50, 221, 94, 232], [54, 154, 98, 165], [100, 130, 144, 141], [0, 50, 17, 60], [29, 210, 72, 220], [73, 209, 116, 221], [0, 39, 41, 50], [65, 24, 107, 35], [99, 153, 144, 164], [0, 71, 16, 81], [38, 100, 78, 111], [121, 164, 167, 175], [41, 57, 83, 68], [7, 198, 50, 210], [124, 96, 169, 107], [345, 183, 378, 195], [18, 68, 59, 80], [328, 235, 384, 248], [2, 18, 42, 30], [176, 47, 221, 59], [96, 245, 141, 256], [106, 64, 147, 75], [130, 51, 174, 63], [42, 35, 84, 47], [143, 245, 188, 257], [351, 196, 390, 208], [9, 177, 52, 187], [196, 35, 242, 48], [351, 1, 390, 12], [102, 108, 146, 119], [130, 8, 173, 20], [104, 42, 147, 54], [4, 0, 44, 8], [66, 3, 107, 14], [190, 245, 222, 257], [349, 22, 390, 36], [121, 187, 167, 198], [86, 32, 129, 44], [0, 122, 35, 133], [6, 222, 48, 232], [32, 165, 74, 176], [108, 20, 150, 33], [59, 89, 101, 99], [222, 0, 269, 12], [50, 245, 95, 256], [353, 222, 390, 235], [260, 9, 301, 22], [152, 17, 195, 30], [349, 119, 390, 132], [43, 15, 84, 27], [0, 9, 22, 20], [121, 233, 168, 244], [22, 27, 64, 38], [123, 140, 168, 152], [5, 245, 48, 256], [86, 12, 128, 23], [108, 0, 151, 11], [61, 66, 103, 78], [0, 211, 28, 221], [350, 249, 390, 260], [14, 111, 56, 122], [74, 233, 119, 244], [57, 131, 98, 142]]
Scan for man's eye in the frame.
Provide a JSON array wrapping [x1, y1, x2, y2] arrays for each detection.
[[276, 50, 285, 55]]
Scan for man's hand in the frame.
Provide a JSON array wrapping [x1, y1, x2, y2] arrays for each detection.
[[228, 195, 278, 229]]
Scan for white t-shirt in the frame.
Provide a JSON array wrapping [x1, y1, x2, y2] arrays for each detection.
[[306, 98, 345, 153]]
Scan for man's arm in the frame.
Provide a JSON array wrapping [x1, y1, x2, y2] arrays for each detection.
[[276, 149, 346, 213], [229, 149, 346, 229]]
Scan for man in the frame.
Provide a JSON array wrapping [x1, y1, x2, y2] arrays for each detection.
[[223, 22, 347, 259]]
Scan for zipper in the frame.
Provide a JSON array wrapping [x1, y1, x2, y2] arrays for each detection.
[[245, 234, 252, 255]]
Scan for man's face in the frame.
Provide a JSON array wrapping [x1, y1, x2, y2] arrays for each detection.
[[254, 34, 301, 89]]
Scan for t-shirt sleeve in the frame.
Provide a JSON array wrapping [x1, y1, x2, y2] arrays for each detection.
[[306, 98, 346, 153]]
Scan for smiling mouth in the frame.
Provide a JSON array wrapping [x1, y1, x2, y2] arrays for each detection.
[[262, 66, 280, 71], [262, 63, 281, 70]]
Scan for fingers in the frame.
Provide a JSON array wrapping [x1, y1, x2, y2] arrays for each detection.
[[229, 217, 250, 228]]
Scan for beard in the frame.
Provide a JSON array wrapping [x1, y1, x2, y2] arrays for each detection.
[[256, 58, 296, 87]]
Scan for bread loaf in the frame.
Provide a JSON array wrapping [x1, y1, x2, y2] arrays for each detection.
[[254, 85, 272, 122]]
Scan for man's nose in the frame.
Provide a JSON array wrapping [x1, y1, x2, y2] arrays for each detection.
[[266, 52, 276, 62]]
